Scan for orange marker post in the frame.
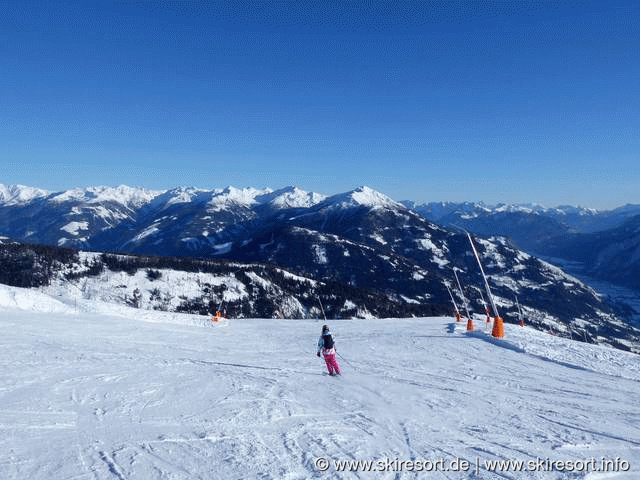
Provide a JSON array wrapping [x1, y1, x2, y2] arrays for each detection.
[[492, 316, 504, 338], [466, 317, 474, 332]]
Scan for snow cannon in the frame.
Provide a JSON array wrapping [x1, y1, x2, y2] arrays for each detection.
[[466, 317, 474, 332], [492, 316, 505, 338]]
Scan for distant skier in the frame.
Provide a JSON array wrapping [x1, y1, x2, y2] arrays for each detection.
[[317, 324, 341, 376]]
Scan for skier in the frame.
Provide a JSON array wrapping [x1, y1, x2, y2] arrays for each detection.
[[317, 324, 341, 376]]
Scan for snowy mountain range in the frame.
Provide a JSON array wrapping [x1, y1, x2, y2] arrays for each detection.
[[403, 200, 640, 234], [1, 183, 640, 351], [405, 200, 640, 292], [544, 215, 640, 292], [0, 184, 327, 251]]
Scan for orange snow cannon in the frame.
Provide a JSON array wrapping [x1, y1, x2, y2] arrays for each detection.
[[466, 317, 474, 331], [492, 316, 505, 338]]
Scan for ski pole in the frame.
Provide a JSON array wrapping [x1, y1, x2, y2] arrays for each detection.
[[336, 352, 354, 368]]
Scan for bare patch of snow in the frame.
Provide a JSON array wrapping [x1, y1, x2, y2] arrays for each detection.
[[60, 221, 89, 236], [132, 226, 160, 242], [312, 244, 328, 264]]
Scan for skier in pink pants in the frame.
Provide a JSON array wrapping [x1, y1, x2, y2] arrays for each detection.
[[317, 324, 341, 376]]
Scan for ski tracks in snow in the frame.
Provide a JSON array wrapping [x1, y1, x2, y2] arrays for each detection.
[[0, 311, 639, 479]]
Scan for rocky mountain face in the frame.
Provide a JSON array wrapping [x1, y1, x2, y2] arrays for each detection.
[[405, 200, 640, 293], [1, 184, 639, 350], [0, 185, 161, 248], [543, 215, 640, 292], [0, 243, 441, 320]]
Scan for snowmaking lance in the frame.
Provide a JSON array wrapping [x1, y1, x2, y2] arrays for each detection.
[[212, 300, 226, 322], [479, 290, 492, 331], [480, 289, 491, 330], [467, 232, 504, 338], [515, 296, 525, 327], [453, 268, 474, 332], [445, 284, 462, 323]]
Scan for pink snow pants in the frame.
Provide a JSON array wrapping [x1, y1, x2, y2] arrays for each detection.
[[323, 352, 341, 375]]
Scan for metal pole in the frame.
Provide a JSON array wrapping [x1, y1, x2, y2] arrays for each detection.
[[445, 284, 460, 315], [467, 232, 500, 318], [336, 352, 353, 368], [317, 295, 327, 321], [453, 269, 472, 321], [479, 290, 487, 312]]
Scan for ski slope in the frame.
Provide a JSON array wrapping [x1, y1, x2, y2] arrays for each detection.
[[1, 284, 639, 479]]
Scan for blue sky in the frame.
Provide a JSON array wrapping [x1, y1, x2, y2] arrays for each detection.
[[1, 0, 638, 208]]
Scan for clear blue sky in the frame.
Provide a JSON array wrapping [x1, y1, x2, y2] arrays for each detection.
[[1, 0, 638, 208]]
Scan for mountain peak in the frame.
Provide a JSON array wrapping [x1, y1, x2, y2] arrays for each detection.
[[221, 186, 273, 202], [205, 186, 273, 211], [257, 186, 326, 209], [48, 185, 162, 207], [335, 186, 403, 209], [0, 184, 50, 206]]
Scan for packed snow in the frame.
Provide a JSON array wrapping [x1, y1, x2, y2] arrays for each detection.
[[1, 284, 639, 479]]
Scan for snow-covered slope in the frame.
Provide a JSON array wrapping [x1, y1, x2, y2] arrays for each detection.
[[0, 288, 638, 479], [224, 198, 634, 350], [0, 183, 329, 252], [0, 183, 49, 205], [404, 201, 640, 250], [0, 244, 438, 320], [1, 183, 638, 350], [0, 184, 164, 248], [48, 185, 162, 208], [405, 201, 640, 297], [322, 185, 403, 210], [0, 183, 50, 205]]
